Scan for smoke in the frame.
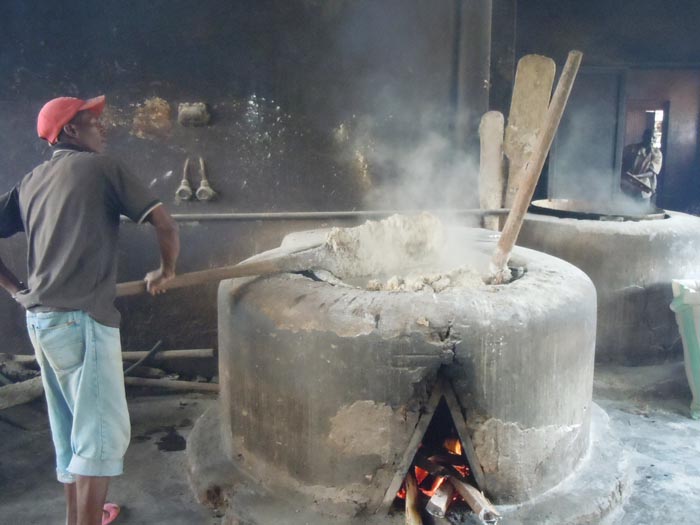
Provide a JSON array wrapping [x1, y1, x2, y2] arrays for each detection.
[[321, 0, 482, 218], [333, 109, 481, 215], [549, 101, 656, 216]]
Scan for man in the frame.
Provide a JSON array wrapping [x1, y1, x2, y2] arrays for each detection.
[[620, 128, 663, 201], [0, 95, 180, 525]]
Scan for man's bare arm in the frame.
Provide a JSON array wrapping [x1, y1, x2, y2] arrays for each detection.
[[144, 204, 180, 295], [0, 255, 24, 298]]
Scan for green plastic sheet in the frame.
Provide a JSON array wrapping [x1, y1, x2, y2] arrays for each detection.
[[670, 279, 700, 419]]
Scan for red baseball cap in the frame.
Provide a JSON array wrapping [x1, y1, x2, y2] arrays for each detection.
[[37, 95, 106, 145]]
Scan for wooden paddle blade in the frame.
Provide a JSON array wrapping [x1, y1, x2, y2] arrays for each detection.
[[479, 111, 506, 231], [504, 54, 556, 208]]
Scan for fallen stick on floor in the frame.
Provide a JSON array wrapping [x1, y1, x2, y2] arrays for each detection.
[[0, 376, 44, 411], [124, 376, 219, 392]]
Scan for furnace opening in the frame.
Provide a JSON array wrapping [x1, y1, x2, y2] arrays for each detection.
[[383, 380, 500, 525], [392, 398, 477, 521]]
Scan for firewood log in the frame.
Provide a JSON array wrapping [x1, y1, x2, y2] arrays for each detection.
[[449, 478, 501, 523], [404, 471, 423, 525]]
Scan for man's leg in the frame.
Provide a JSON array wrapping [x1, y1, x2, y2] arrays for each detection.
[[64, 482, 77, 525], [26, 312, 83, 523], [68, 318, 128, 525], [75, 475, 110, 525]]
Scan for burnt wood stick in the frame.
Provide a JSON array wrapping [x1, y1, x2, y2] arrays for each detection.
[[413, 451, 451, 478], [378, 381, 445, 513], [439, 380, 486, 490], [490, 50, 583, 284], [449, 478, 501, 524], [404, 472, 423, 525], [414, 450, 468, 481]]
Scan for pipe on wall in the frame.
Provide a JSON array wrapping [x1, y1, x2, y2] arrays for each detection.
[[167, 208, 510, 222]]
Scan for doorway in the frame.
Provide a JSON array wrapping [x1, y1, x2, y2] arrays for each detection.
[[623, 99, 669, 200]]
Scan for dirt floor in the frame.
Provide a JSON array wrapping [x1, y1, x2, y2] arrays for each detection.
[[1, 362, 699, 524]]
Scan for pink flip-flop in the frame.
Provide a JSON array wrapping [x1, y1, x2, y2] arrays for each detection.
[[102, 503, 120, 525]]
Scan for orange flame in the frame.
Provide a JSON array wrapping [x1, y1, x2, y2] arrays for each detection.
[[443, 437, 463, 456], [421, 475, 447, 497], [453, 464, 470, 477], [414, 466, 430, 485]]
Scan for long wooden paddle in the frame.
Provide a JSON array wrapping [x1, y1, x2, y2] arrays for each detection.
[[490, 50, 583, 284], [116, 234, 330, 297]]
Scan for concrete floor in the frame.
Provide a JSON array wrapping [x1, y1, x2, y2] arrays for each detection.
[[595, 362, 700, 525], [1, 362, 699, 524], [0, 393, 218, 525]]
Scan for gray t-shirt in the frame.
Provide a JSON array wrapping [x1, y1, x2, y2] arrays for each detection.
[[0, 145, 161, 327]]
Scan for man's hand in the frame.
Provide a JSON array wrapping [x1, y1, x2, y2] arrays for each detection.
[[145, 204, 179, 296], [0, 256, 25, 300], [144, 267, 175, 295]]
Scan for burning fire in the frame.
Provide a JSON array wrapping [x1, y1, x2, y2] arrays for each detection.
[[394, 435, 501, 523], [443, 437, 462, 456], [396, 437, 471, 501]]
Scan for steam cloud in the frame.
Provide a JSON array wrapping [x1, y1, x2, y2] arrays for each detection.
[[549, 101, 657, 216], [335, 109, 481, 218]]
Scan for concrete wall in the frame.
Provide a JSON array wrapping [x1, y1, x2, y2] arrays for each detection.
[[0, 0, 492, 356]]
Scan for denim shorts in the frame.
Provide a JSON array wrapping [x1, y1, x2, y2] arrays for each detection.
[[26, 310, 130, 483]]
